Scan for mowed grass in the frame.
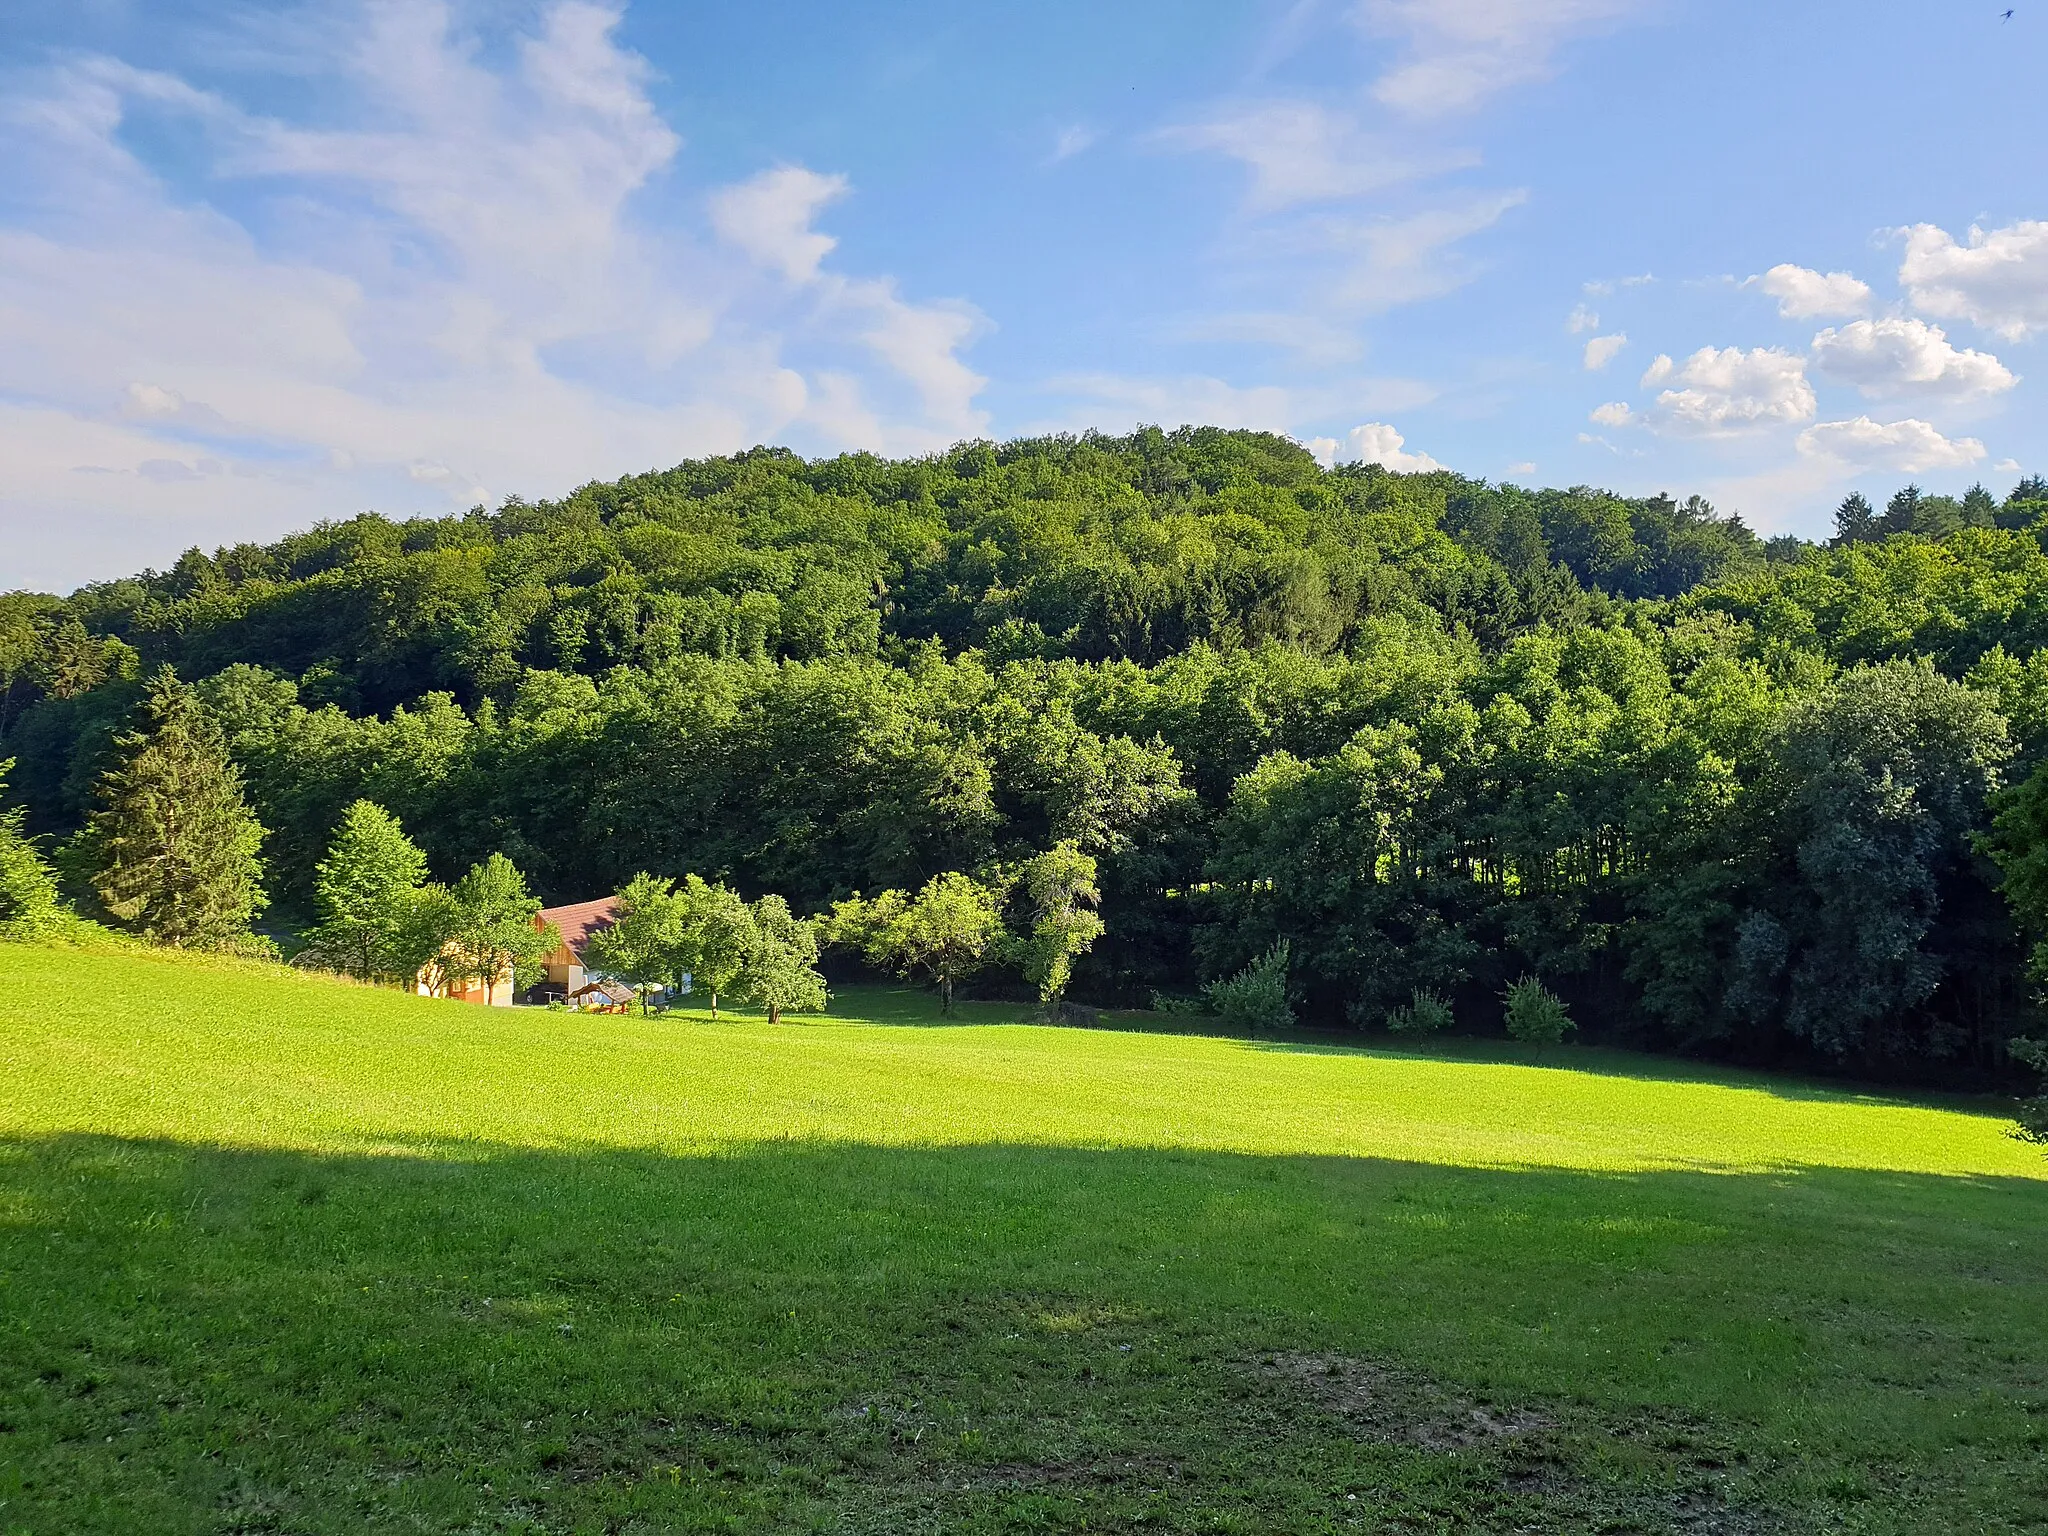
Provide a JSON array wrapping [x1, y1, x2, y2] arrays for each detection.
[[1, 944, 2045, 1533]]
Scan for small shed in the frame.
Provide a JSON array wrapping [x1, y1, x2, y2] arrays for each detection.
[[571, 978, 637, 1014]]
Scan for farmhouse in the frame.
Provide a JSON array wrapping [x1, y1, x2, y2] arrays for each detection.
[[413, 954, 514, 1007], [413, 894, 619, 1007], [528, 895, 620, 1003]]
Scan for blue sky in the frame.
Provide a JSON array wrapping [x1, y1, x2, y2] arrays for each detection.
[[2, 0, 2044, 590]]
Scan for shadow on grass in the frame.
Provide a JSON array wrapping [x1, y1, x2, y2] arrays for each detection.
[[4, 1133, 2045, 1535]]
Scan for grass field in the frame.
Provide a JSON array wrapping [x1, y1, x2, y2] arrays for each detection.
[[2, 943, 2045, 1533]]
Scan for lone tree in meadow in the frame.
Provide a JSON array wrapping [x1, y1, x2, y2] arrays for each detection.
[[736, 894, 829, 1025], [677, 874, 754, 1017], [77, 667, 269, 951], [832, 870, 1006, 1015], [582, 872, 689, 1012], [1016, 840, 1104, 1012], [307, 800, 430, 980]]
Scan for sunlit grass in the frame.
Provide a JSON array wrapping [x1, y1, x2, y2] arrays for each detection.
[[0, 944, 2035, 1179], [3, 943, 2046, 1533]]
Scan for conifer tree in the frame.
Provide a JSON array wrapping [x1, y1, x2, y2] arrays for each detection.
[[0, 757, 64, 940], [79, 668, 269, 951], [308, 800, 430, 980]]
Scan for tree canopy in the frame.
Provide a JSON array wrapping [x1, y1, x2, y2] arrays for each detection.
[[7, 430, 2048, 1082]]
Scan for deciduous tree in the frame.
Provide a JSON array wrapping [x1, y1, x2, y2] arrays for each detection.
[[307, 800, 429, 980]]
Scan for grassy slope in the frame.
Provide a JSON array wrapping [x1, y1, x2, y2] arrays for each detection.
[[1, 944, 2044, 1534]]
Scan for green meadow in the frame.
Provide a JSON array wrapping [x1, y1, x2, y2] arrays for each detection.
[[2, 944, 2045, 1533]]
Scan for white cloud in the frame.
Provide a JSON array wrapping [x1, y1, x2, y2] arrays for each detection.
[[1747, 263, 1870, 319], [1583, 273, 1652, 297], [1640, 353, 1673, 386], [0, 1, 991, 586], [1358, 0, 1645, 117], [1323, 421, 1446, 472], [708, 166, 847, 283], [1567, 303, 1599, 334], [1645, 346, 1815, 435], [1810, 316, 2017, 399], [1166, 311, 1364, 364], [1307, 190, 1529, 310], [1049, 124, 1098, 162], [1588, 401, 1633, 427], [1796, 416, 1986, 473], [122, 382, 184, 418], [1507, 460, 1537, 475], [1154, 101, 1471, 211], [1899, 219, 2048, 341], [1040, 373, 1435, 440], [1582, 332, 1627, 370]]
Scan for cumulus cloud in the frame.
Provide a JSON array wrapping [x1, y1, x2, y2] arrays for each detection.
[[1357, 0, 1644, 117], [1644, 346, 1815, 435], [1582, 333, 1627, 370], [1039, 373, 1436, 440], [0, 1, 989, 588], [1899, 219, 2048, 341], [1747, 263, 1870, 319], [708, 166, 847, 283], [1810, 316, 2016, 399], [1315, 422, 1446, 472], [1567, 303, 1599, 333], [1796, 416, 1986, 473], [1588, 401, 1633, 427]]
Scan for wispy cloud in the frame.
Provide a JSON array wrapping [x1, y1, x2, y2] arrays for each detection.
[[1356, 0, 1647, 117], [1154, 101, 1473, 212], [0, 0, 988, 586]]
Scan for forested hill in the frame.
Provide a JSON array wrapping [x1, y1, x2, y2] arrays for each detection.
[[8, 426, 2048, 1083], [17, 428, 1786, 711]]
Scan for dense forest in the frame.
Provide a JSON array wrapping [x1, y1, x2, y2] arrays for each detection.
[[8, 427, 2048, 1084]]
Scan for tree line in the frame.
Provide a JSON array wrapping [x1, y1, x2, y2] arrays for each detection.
[[5, 428, 2048, 1105]]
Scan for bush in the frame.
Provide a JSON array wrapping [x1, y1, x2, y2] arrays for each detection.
[[2012, 1038, 2048, 1149], [1503, 976, 1575, 1050], [1386, 988, 1454, 1034], [1148, 990, 1210, 1016], [1206, 941, 1293, 1035]]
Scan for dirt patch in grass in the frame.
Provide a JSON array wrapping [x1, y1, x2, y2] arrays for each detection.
[[1250, 1350, 1780, 1534], [1255, 1350, 1552, 1451]]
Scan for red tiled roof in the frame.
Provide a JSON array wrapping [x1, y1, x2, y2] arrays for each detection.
[[537, 895, 619, 956]]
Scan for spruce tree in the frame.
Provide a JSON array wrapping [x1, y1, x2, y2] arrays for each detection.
[[1832, 491, 1876, 545], [0, 757, 64, 940], [309, 800, 429, 979], [81, 667, 269, 950]]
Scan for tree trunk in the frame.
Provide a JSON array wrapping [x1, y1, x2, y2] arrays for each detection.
[[768, 1003, 781, 1026], [941, 975, 953, 1015], [710, 989, 719, 1019]]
